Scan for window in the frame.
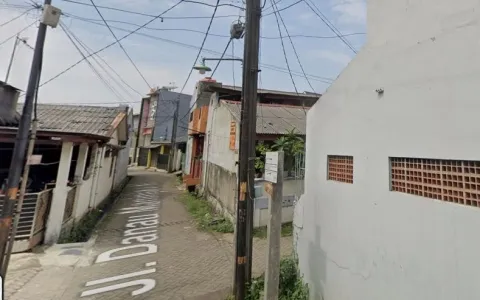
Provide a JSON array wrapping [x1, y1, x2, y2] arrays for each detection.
[[390, 157, 480, 207], [327, 155, 354, 183], [109, 155, 116, 178]]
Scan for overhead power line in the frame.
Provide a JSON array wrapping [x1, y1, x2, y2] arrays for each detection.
[[59, 22, 131, 104], [178, 0, 221, 122], [39, 0, 184, 89], [270, 0, 316, 94], [63, 11, 364, 40], [269, 0, 299, 95], [59, 0, 243, 18], [0, 19, 37, 47], [62, 14, 335, 83], [211, 38, 233, 77], [63, 23, 143, 97], [262, 0, 302, 16], [303, 0, 357, 54], [89, 0, 151, 88], [0, 8, 34, 27]]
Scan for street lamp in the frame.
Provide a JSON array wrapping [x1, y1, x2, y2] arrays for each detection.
[[193, 61, 212, 74], [193, 57, 243, 75]]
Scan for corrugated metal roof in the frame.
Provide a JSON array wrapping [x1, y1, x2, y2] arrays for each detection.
[[215, 85, 321, 99], [221, 101, 308, 135], [14, 104, 125, 137]]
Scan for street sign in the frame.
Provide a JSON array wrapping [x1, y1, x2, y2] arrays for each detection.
[[264, 152, 279, 183], [27, 155, 42, 165]]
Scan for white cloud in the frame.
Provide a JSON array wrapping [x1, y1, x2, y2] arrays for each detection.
[[331, 0, 366, 25], [315, 50, 352, 66]]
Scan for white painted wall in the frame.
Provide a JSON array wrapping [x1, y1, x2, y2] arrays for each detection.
[[203, 96, 239, 178], [296, 1, 480, 300]]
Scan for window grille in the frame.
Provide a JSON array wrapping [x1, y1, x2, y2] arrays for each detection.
[[327, 155, 354, 184]]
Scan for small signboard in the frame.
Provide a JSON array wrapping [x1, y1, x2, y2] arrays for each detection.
[[27, 155, 42, 165], [264, 152, 278, 183]]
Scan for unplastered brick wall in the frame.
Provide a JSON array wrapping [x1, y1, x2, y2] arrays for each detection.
[[390, 157, 480, 207], [327, 155, 354, 183]]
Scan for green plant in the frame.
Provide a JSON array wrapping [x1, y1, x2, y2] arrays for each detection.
[[253, 222, 294, 239], [255, 142, 272, 174], [58, 208, 103, 243], [272, 129, 305, 174], [180, 193, 234, 233], [245, 256, 309, 300]]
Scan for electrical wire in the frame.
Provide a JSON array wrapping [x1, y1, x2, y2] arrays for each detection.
[[62, 23, 142, 98], [39, 0, 184, 89], [0, 19, 37, 47], [59, 0, 242, 18], [67, 29, 144, 97], [270, 0, 316, 94], [177, 0, 221, 122], [210, 38, 233, 77], [269, 0, 299, 95], [263, 0, 302, 16], [63, 12, 364, 41], [0, 7, 34, 27], [89, 0, 151, 89], [59, 22, 131, 104], [64, 15, 334, 83], [303, 0, 357, 54]]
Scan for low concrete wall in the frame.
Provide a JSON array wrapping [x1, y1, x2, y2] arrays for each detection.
[[204, 161, 237, 214]]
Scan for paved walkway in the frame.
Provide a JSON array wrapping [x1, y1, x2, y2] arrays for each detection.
[[6, 171, 292, 300]]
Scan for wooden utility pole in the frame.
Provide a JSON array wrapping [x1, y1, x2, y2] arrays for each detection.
[[234, 0, 261, 298], [263, 151, 284, 300], [168, 99, 179, 172]]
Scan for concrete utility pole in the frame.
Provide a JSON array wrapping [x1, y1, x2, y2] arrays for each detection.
[[0, 0, 59, 277], [234, 0, 261, 298], [168, 99, 179, 172], [263, 151, 284, 300]]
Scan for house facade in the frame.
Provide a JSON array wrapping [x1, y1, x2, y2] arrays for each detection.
[[135, 87, 190, 171], [295, 1, 480, 299], [0, 86, 130, 250], [184, 80, 319, 226]]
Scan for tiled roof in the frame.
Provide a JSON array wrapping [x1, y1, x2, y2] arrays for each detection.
[[221, 100, 308, 135], [14, 104, 126, 137]]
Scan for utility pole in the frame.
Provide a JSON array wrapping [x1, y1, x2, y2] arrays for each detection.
[[133, 98, 146, 163], [168, 100, 179, 172], [0, 0, 59, 277], [234, 0, 261, 298], [263, 151, 284, 300], [5, 35, 19, 83], [5, 35, 32, 83]]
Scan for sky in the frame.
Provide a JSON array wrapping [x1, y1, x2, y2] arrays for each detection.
[[0, 0, 366, 113]]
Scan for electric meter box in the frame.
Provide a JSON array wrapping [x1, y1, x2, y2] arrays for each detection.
[[41, 4, 61, 28]]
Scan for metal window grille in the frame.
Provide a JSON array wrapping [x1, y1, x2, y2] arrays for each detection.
[[327, 155, 354, 183], [390, 157, 480, 207]]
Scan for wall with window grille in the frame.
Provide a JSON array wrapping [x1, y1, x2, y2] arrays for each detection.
[[327, 155, 353, 183], [391, 157, 480, 207]]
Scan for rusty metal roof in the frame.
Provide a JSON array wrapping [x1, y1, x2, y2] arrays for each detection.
[[221, 100, 308, 135], [15, 104, 126, 137]]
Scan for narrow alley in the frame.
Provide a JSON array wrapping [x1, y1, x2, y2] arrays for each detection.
[[7, 170, 292, 300]]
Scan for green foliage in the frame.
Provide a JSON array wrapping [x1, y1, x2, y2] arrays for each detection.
[[180, 193, 234, 233], [252, 222, 294, 239], [245, 256, 309, 300], [58, 208, 103, 243], [255, 142, 272, 173], [255, 129, 305, 174]]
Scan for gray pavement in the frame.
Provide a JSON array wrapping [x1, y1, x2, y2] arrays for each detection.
[[6, 171, 292, 300]]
